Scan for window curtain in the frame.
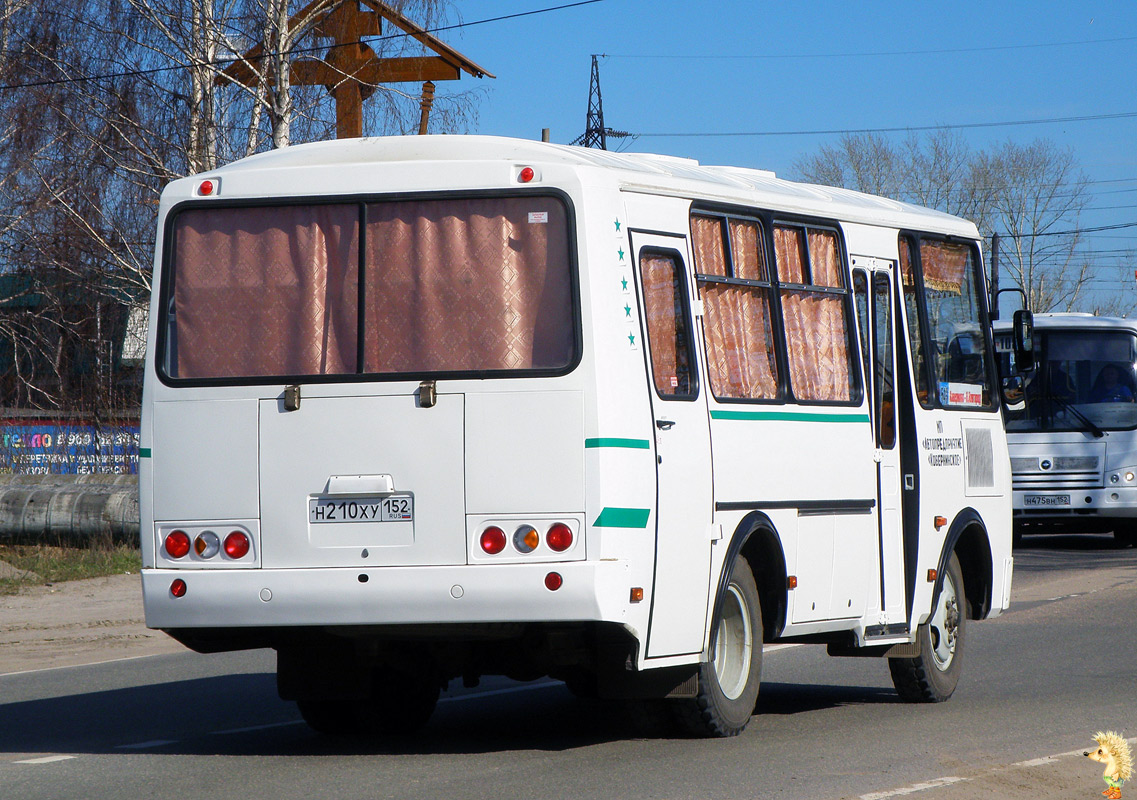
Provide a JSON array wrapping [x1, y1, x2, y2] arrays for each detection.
[[919, 240, 968, 294], [640, 253, 692, 396], [775, 226, 851, 401], [690, 215, 727, 277], [172, 204, 359, 379], [700, 284, 778, 398], [691, 215, 778, 399], [363, 197, 573, 374]]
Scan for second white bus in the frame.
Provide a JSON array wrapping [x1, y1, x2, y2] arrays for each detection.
[[999, 313, 1137, 547], [140, 135, 1019, 737]]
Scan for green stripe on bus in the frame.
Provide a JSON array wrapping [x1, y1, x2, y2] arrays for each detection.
[[710, 410, 870, 424], [139, 448, 152, 458], [592, 507, 651, 528], [585, 438, 651, 450]]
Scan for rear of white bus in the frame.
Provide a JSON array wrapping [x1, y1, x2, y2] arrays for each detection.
[[138, 163, 637, 731]]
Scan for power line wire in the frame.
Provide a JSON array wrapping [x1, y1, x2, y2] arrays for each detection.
[[635, 110, 1137, 139], [603, 34, 1137, 61]]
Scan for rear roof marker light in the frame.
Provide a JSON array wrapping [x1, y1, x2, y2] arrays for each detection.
[[519, 166, 535, 183]]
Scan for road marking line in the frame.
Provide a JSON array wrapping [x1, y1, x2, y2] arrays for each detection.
[[860, 777, 966, 799], [211, 721, 304, 735], [115, 739, 178, 750], [0, 651, 175, 679], [862, 739, 1137, 800], [14, 755, 77, 764], [1012, 756, 1057, 767]]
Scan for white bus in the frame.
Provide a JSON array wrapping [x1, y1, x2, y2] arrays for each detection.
[[140, 136, 1020, 737], [999, 313, 1137, 547]]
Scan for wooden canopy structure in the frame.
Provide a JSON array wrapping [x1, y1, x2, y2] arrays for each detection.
[[221, 0, 493, 139]]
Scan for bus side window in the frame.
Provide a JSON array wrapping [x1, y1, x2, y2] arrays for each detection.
[[773, 225, 855, 403], [853, 269, 873, 430], [640, 251, 697, 399], [690, 213, 779, 401]]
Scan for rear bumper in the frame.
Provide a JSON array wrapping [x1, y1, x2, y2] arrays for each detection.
[[142, 561, 629, 631]]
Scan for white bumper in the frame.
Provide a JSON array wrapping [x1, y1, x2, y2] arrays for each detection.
[[142, 561, 630, 630]]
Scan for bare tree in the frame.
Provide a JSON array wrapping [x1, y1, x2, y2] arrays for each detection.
[[977, 140, 1090, 312], [794, 133, 1101, 314], [0, 0, 483, 419]]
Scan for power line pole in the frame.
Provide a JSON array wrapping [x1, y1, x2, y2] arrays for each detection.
[[990, 232, 1000, 319], [572, 55, 632, 149]]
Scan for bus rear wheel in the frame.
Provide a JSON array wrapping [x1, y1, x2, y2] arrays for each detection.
[[889, 552, 967, 702], [674, 555, 762, 737]]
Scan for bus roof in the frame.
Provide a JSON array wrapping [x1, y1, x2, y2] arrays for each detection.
[[178, 135, 980, 237], [1025, 313, 1137, 331]]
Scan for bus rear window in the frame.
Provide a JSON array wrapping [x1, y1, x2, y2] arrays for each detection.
[[162, 196, 576, 382]]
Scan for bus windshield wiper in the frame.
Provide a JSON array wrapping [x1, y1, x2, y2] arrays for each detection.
[[1047, 394, 1105, 438]]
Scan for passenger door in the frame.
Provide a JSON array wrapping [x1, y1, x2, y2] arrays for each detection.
[[854, 259, 908, 628], [631, 232, 714, 658]]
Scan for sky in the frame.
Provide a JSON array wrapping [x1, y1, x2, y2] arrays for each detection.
[[427, 0, 1137, 309]]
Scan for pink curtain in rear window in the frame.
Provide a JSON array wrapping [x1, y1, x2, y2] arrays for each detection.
[[775, 226, 851, 402], [172, 205, 359, 379], [363, 197, 573, 374]]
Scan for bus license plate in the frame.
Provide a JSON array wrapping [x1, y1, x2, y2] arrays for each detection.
[[1023, 494, 1070, 507], [309, 495, 414, 524]]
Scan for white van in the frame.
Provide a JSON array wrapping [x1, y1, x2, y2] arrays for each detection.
[[140, 135, 1016, 737]]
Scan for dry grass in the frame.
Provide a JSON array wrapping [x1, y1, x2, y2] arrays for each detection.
[[0, 543, 141, 594]]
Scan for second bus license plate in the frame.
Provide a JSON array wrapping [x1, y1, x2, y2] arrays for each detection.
[[309, 494, 414, 524], [1022, 494, 1070, 507]]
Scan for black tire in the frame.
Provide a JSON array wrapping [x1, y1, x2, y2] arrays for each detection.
[[298, 664, 440, 736], [673, 555, 763, 737], [889, 552, 967, 702]]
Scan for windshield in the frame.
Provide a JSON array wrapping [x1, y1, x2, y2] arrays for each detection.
[[160, 195, 577, 383], [1001, 329, 1137, 432]]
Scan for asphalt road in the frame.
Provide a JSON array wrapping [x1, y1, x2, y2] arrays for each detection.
[[2, 533, 1135, 800]]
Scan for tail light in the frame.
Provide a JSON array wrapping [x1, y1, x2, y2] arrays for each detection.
[[546, 523, 573, 552], [480, 526, 506, 554], [513, 525, 539, 553], [170, 578, 187, 598], [544, 572, 563, 591], [194, 531, 220, 558], [224, 531, 250, 559], [164, 530, 190, 559]]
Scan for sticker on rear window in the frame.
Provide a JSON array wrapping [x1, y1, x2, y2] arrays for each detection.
[[528, 212, 549, 224]]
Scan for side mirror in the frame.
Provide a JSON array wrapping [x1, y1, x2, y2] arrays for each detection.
[[1013, 309, 1035, 373]]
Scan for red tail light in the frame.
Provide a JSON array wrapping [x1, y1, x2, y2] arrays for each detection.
[[170, 578, 187, 598], [480, 526, 506, 555], [544, 572, 563, 591], [546, 523, 573, 552], [164, 530, 190, 559], [224, 531, 250, 559]]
